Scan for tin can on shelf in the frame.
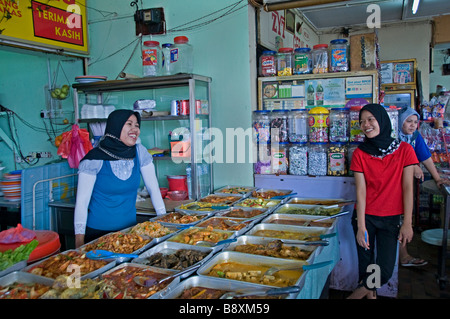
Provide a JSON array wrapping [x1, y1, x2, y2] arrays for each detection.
[[312, 44, 328, 74], [308, 107, 329, 143], [260, 50, 277, 77], [293, 48, 312, 75], [329, 108, 350, 142], [276, 48, 294, 76], [327, 142, 347, 176], [330, 39, 349, 72], [179, 100, 190, 115]]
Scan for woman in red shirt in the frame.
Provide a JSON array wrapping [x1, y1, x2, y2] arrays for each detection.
[[348, 103, 418, 299]]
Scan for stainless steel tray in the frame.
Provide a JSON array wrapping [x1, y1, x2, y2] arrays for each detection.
[[196, 216, 255, 237], [149, 211, 211, 228], [0, 270, 55, 287], [174, 201, 232, 214], [273, 203, 343, 216], [21, 249, 116, 281], [167, 226, 236, 253], [286, 197, 353, 206], [223, 235, 318, 264], [213, 185, 258, 198], [197, 251, 308, 289], [215, 206, 270, 222], [131, 241, 215, 279], [99, 262, 180, 299], [0, 260, 27, 278], [161, 275, 294, 299], [251, 188, 294, 203], [261, 213, 337, 229], [244, 223, 330, 244], [198, 193, 244, 205], [233, 197, 282, 212]]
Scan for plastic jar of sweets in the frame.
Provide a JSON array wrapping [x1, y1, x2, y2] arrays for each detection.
[[252, 110, 271, 143], [270, 110, 289, 143], [293, 48, 312, 75], [289, 142, 308, 175], [271, 142, 289, 175], [288, 109, 308, 143], [350, 106, 365, 142], [312, 44, 329, 74], [254, 143, 272, 174], [329, 108, 350, 142], [327, 142, 347, 176], [172, 36, 194, 74], [385, 106, 399, 139], [142, 41, 162, 77], [308, 107, 329, 143], [330, 39, 349, 72], [308, 142, 327, 176], [260, 50, 277, 77], [347, 142, 360, 176], [276, 48, 294, 76]]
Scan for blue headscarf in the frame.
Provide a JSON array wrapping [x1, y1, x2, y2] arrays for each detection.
[[398, 106, 420, 144]]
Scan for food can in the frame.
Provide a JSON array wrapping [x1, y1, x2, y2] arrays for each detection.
[[179, 100, 190, 115], [171, 100, 179, 115]]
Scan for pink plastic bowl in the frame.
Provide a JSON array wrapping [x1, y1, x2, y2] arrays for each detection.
[[167, 190, 187, 201]]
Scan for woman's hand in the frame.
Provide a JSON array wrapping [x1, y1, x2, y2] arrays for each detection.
[[413, 165, 424, 181], [357, 228, 370, 250], [398, 223, 413, 246]]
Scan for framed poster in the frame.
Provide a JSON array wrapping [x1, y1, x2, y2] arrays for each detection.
[[380, 59, 416, 86]]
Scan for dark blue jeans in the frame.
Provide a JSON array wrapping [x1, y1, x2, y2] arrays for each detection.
[[352, 213, 401, 290]]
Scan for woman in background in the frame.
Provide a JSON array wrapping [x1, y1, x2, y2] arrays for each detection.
[[74, 109, 166, 248]]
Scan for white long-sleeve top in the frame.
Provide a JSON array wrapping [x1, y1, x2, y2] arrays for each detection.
[[74, 143, 166, 235]]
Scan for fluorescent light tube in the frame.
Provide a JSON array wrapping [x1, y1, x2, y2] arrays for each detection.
[[412, 0, 420, 14]]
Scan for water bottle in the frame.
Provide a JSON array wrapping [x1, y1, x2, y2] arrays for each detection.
[[186, 164, 193, 199], [172, 36, 193, 74], [162, 43, 174, 75]]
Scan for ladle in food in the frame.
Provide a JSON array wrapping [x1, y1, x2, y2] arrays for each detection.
[[220, 285, 301, 299], [194, 238, 237, 247], [271, 193, 297, 200], [263, 260, 333, 276], [133, 263, 201, 287], [86, 250, 139, 260], [312, 211, 350, 222]]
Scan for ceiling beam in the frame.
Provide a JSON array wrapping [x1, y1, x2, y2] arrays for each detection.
[[263, 0, 350, 11]]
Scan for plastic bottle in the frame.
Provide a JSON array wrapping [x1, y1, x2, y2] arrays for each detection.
[[162, 43, 174, 75], [186, 164, 193, 199], [172, 36, 194, 74], [307, 83, 315, 106], [142, 41, 162, 77], [316, 81, 324, 106]]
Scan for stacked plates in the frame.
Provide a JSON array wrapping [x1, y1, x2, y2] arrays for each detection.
[[75, 75, 107, 83], [1, 172, 22, 201]]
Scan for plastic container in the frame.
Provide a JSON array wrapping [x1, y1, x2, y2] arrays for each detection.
[[350, 105, 365, 142], [270, 110, 289, 143], [306, 82, 315, 107], [142, 40, 162, 77], [288, 109, 308, 143], [293, 48, 312, 74], [172, 36, 194, 74], [308, 142, 327, 176], [308, 107, 329, 143], [253, 110, 271, 143], [186, 165, 193, 199], [162, 43, 174, 75], [312, 44, 328, 74], [329, 108, 350, 142], [259, 50, 277, 77], [347, 142, 360, 176], [271, 142, 289, 175], [254, 143, 271, 174], [327, 142, 347, 176], [289, 142, 308, 175], [167, 175, 188, 192], [330, 39, 349, 72], [385, 106, 399, 139], [315, 81, 324, 106], [276, 48, 294, 76]]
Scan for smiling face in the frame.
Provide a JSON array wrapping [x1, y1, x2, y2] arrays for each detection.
[[359, 110, 380, 138], [401, 114, 419, 135], [120, 114, 140, 146]]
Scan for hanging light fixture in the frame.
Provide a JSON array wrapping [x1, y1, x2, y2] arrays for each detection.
[[412, 0, 420, 14]]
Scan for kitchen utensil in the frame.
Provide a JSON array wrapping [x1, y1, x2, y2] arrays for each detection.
[[134, 263, 201, 287], [312, 211, 349, 222], [272, 193, 297, 200], [195, 238, 237, 247], [220, 285, 301, 299], [263, 260, 333, 276], [86, 250, 139, 260]]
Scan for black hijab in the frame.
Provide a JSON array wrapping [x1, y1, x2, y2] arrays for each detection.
[[358, 103, 397, 156], [81, 109, 141, 161]]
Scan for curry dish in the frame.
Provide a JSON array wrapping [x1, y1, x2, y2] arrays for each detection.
[[252, 229, 322, 241]]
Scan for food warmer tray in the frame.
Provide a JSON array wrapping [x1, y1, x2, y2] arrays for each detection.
[[161, 275, 294, 299], [174, 201, 232, 214], [196, 216, 256, 237], [286, 197, 354, 206], [233, 197, 282, 213], [213, 185, 258, 198], [167, 227, 236, 253], [223, 235, 319, 264], [244, 223, 332, 244], [149, 211, 211, 228], [131, 241, 215, 279], [273, 203, 344, 216], [215, 206, 270, 223], [198, 193, 245, 205], [0, 270, 55, 288], [261, 213, 337, 230], [21, 249, 116, 280], [99, 262, 180, 299], [250, 188, 294, 203], [0, 260, 27, 278], [197, 251, 308, 290]]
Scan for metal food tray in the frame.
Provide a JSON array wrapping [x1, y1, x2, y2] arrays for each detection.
[[233, 197, 282, 213], [160, 275, 294, 299], [0, 260, 27, 278], [99, 262, 180, 299], [223, 235, 318, 264], [286, 197, 354, 206], [213, 185, 258, 198], [198, 193, 244, 205], [149, 211, 211, 228], [261, 213, 337, 229], [131, 241, 215, 279], [251, 188, 294, 203], [273, 203, 343, 216], [21, 249, 116, 281], [167, 226, 236, 253], [197, 251, 308, 289], [196, 216, 255, 237], [244, 223, 330, 244], [215, 206, 270, 222], [0, 270, 55, 288], [174, 201, 232, 214]]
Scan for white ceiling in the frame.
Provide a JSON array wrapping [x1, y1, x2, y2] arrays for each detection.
[[262, 0, 450, 33]]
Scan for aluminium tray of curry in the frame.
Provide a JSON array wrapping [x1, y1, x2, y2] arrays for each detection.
[[0, 271, 54, 299], [196, 216, 255, 237], [233, 197, 282, 213], [273, 203, 343, 216], [213, 185, 258, 198], [286, 197, 354, 206], [244, 223, 332, 244], [214, 206, 270, 223], [250, 188, 294, 203], [132, 241, 215, 279], [149, 211, 211, 228], [198, 193, 244, 205], [174, 201, 231, 214], [167, 226, 236, 253], [197, 251, 308, 290], [261, 213, 337, 229], [161, 275, 293, 299], [223, 235, 318, 264]]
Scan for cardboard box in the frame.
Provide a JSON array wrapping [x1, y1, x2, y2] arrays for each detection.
[[350, 32, 378, 71], [433, 15, 450, 45]]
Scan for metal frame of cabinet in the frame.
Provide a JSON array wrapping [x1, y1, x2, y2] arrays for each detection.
[[72, 73, 213, 200]]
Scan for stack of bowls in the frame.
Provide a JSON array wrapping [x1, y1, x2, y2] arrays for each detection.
[[0, 172, 22, 201]]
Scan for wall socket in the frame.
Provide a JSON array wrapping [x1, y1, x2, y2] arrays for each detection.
[[15, 152, 52, 162]]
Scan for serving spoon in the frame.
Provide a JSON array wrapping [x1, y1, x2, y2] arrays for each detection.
[[133, 263, 201, 287], [195, 238, 237, 247], [86, 250, 139, 260], [263, 260, 333, 276], [220, 285, 301, 299]]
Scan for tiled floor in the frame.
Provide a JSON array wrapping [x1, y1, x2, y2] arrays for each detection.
[[329, 228, 450, 299]]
